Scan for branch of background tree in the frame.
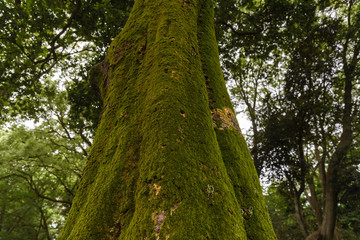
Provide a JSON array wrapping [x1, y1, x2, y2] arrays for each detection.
[[217, 20, 262, 37]]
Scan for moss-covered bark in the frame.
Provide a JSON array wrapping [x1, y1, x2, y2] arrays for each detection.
[[58, 0, 276, 239]]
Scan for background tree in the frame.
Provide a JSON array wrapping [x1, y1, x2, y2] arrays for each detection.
[[0, 89, 87, 239], [265, 183, 306, 239], [0, 0, 133, 121], [223, 0, 360, 239]]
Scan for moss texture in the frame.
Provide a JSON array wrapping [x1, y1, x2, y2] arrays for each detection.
[[58, 0, 276, 239], [197, 1, 277, 239]]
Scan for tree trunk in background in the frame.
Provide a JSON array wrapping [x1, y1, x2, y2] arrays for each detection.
[[58, 0, 276, 239], [294, 193, 309, 238], [319, 57, 353, 240], [307, 56, 354, 240], [305, 179, 322, 227]]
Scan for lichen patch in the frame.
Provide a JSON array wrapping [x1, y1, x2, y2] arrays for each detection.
[[211, 107, 242, 135], [170, 70, 179, 80], [153, 184, 162, 197], [152, 210, 167, 236], [241, 206, 254, 220]]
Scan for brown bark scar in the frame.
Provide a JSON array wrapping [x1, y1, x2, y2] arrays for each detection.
[[152, 210, 167, 236], [170, 201, 181, 215], [211, 107, 242, 135]]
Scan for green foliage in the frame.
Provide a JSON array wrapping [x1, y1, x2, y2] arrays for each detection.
[[265, 184, 304, 240], [215, 0, 317, 174], [0, 83, 88, 239], [0, 124, 86, 239], [0, 0, 133, 121], [66, 75, 102, 135], [222, 0, 360, 238]]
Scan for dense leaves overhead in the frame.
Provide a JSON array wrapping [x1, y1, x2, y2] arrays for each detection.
[[0, 122, 87, 239], [0, 0, 133, 121]]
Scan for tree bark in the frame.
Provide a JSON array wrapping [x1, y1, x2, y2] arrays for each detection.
[[294, 192, 309, 238], [307, 55, 354, 240], [319, 53, 353, 239], [305, 177, 322, 227], [58, 0, 276, 239]]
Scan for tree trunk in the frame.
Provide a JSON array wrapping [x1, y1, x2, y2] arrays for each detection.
[[320, 58, 353, 239], [307, 53, 354, 240], [294, 192, 309, 238], [58, 0, 276, 239], [304, 182, 322, 227]]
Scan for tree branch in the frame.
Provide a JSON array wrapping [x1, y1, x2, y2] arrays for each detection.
[[217, 20, 262, 37]]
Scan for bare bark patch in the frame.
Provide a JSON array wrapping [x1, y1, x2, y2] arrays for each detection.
[[211, 108, 242, 135], [206, 86, 213, 94], [208, 97, 215, 109], [170, 201, 181, 215], [152, 210, 167, 236], [89, 56, 110, 99]]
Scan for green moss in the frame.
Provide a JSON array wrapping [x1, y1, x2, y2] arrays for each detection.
[[196, 0, 277, 239], [58, 0, 276, 239]]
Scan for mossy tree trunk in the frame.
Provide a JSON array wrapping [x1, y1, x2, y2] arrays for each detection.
[[58, 0, 276, 239]]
